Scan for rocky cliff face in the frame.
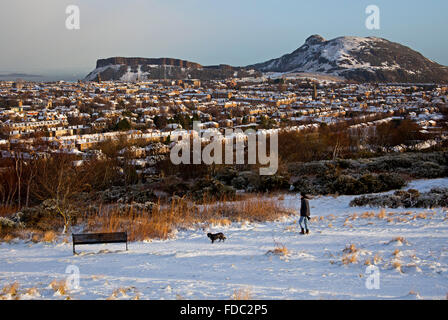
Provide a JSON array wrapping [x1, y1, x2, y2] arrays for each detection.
[[95, 57, 202, 69], [85, 57, 259, 81], [247, 35, 448, 83]]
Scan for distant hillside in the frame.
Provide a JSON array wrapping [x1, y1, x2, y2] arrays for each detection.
[[247, 35, 448, 83], [84, 35, 448, 83], [85, 57, 260, 81]]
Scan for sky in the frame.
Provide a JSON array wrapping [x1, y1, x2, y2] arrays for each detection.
[[0, 0, 447, 81]]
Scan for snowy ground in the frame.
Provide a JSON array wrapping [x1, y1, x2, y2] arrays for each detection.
[[0, 178, 447, 300]]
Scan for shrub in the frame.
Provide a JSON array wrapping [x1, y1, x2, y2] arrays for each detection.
[[350, 188, 448, 208]]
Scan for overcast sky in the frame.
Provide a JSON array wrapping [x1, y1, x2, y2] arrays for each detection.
[[0, 0, 447, 80]]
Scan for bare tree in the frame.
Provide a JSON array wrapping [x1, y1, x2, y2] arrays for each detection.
[[33, 154, 90, 234], [14, 153, 24, 208]]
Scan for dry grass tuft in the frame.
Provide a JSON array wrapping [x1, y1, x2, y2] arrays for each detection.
[[392, 249, 400, 257], [377, 209, 386, 219], [2, 234, 14, 243], [31, 233, 42, 243], [361, 211, 375, 219], [392, 260, 402, 272], [49, 280, 68, 296], [43, 231, 57, 243], [266, 241, 290, 256], [25, 287, 39, 296], [343, 244, 358, 254], [108, 287, 133, 299], [342, 253, 358, 265], [343, 219, 353, 228], [373, 254, 382, 264], [1, 282, 19, 298], [387, 237, 408, 245], [341, 244, 359, 265], [231, 288, 252, 300], [209, 218, 232, 227]]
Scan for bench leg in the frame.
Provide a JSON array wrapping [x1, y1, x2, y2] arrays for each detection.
[[126, 241, 128, 251], [73, 244, 76, 255]]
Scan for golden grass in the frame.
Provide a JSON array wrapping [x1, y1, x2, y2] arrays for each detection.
[[266, 241, 290, 256], [392, 249, 400, 257], [387, 236, 408, 245], [342, 253, 357, 265], [377, 209, 386, 219], [373, 254, 382, 264], [341, 244, 358, 265], [43, 231, 57, 243], [415, 212, 427, 219], [31, 233, 41, 243], [343, 244, 358, 254], [85, 197, 292, 241], [1, 234, 14, 243], [361, 211, 375, 219], [343, 218, 353, 228], [209, 218, 232, 227], [1, 282, 19, 298], [231, 287, 252, 300], [49, 280, 68, 295], [107, 287, 133, 299], [25, 287, 39, 296], [392, 260, 402, 272]]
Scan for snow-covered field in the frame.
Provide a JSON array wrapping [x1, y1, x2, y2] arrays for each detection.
[[1, 178, 447, 300]]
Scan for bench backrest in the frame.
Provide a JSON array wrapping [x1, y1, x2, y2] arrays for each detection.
[[72, 232, 127, 245]]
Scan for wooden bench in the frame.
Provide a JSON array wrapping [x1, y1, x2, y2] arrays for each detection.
[[72, 232, 128, 255]]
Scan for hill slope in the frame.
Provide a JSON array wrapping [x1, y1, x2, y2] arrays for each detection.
[[248, 35, 448, 83], [84, 57, 259, 81]]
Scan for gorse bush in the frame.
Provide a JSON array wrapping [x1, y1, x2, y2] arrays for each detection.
[[350, 188, 448, 208]]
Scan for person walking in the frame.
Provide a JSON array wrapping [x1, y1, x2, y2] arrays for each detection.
[[299, 192, 311, 234]]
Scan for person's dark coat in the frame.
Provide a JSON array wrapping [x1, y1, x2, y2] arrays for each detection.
[[300, 197, 310, 218]]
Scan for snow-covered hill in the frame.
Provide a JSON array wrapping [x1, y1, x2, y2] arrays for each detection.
[[1, 178, 447, 300], [248, 35, 448, 83], [84, 57, 259, 81]]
